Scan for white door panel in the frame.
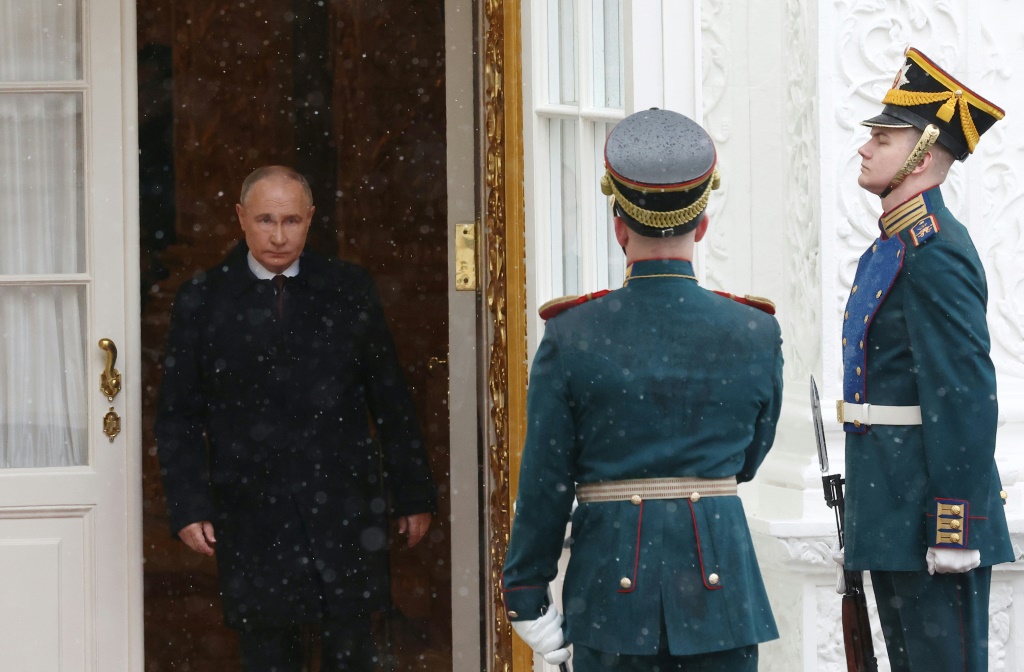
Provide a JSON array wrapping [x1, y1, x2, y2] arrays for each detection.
[[0, 0, 140, 670], [0, 510, 91, 672]]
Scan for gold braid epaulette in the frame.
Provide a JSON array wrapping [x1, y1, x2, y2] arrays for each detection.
[[882, 89, 981, 153], [601, 170, 720, 229], [538, 290, 612, 320], [713, 290, 776, 315]]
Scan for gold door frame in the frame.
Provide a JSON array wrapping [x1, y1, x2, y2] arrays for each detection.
[[482, 0, 531, 669]]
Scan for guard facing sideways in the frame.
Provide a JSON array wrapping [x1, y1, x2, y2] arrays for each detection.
[[502, 109, 783, 671], [838, 47, 1014, 671]]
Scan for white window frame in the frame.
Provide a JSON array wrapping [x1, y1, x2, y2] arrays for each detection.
[[523, 0, 627, 352], [523, 0, 703, 354]]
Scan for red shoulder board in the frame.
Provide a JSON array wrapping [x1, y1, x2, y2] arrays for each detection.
[[712, 291, 776, 315], [539, 290, 612, 320]]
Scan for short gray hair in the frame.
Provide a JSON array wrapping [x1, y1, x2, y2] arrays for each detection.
[[239, 166, 314, 207]]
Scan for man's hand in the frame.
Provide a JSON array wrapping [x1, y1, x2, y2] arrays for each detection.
[[926, 547, 980, 575], [178, 521, 216, 556], [398, 513, 432, 548], [510, 607, 571, 665]]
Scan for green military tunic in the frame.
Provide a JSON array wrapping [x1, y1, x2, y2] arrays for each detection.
[[502, 258, 783, 657], [841, 186, 1013, 571]]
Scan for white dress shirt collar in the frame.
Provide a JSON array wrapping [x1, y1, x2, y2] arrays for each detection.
[[247, 252, 300, 280]]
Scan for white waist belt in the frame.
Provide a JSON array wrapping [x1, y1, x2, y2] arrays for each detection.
[[576, 477, 737, 503], [837, 401, 922, 426]]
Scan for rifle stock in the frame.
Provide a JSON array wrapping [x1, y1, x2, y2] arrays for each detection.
[[840, 573, 878, 672]]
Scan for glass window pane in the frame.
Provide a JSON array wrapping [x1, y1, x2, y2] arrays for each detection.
[[550, 119, 580, 296], [548, 0, 577, 105], [548, 120, 564, 297], [591, 2, 605, 107], [547, 0, 560, 104], [596, 122, 625, 286], [604, 0, 623, 108], [0, 93, 85, 274], [0, 285, 88, 468], [0, 1, 82, 81], [559, 0, 577, 104], [593, 0, 623, 109]]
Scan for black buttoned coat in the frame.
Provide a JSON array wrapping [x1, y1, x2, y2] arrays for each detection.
[[156, 241, 436, 628]]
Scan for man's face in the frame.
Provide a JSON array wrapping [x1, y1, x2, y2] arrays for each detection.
[[857, 126, 918, 195], [235, 176, 314, 273]]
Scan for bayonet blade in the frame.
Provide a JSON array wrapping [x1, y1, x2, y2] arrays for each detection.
[[811, 375, 829, 473]]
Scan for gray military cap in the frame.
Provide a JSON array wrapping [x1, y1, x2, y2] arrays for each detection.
[[601, 108, 720, 237]]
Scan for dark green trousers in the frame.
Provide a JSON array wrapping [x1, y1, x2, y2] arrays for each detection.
[[871, 567, 992, 672], [571, 644, 757, 671]]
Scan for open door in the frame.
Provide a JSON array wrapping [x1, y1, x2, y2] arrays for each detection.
[[136, 1, 485, 670], [0, 0, 143, 670]]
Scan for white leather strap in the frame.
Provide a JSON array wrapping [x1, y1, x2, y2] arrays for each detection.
[[837, 401, 922, 426]]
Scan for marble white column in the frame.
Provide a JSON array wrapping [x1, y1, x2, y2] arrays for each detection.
[[701, 0, 1024, 669]]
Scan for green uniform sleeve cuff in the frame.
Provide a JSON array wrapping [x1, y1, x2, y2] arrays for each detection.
[[501, 576, 549, 621], [933, 498, 969, 548]]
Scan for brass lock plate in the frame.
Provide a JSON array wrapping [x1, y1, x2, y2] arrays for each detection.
[[455, 222, 477, 291], [103, 407, 121, 442]]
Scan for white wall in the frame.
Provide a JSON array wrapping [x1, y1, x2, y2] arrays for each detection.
[[521, 1, 1024, 669], [698, 1, 1024, 669]]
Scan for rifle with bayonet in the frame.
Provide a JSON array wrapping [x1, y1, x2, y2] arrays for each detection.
[[811, 376, 878, 672]]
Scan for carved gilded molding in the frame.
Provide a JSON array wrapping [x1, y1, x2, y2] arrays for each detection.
[[483, 0, 528, 669]]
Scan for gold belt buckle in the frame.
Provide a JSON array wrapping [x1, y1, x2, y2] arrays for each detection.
[[836, 400, 845, 423]]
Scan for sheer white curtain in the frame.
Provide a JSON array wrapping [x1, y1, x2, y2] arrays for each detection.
[[0, 0, 88, 468], [538, 0, 625, 301]]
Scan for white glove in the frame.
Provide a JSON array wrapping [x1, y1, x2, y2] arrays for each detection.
[[510, 607, 571, 665], [926, 547, 981, 575], [831, 539, 846, 594]]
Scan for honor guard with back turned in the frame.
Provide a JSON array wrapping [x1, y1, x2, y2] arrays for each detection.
[[503, 108, 783, 671]]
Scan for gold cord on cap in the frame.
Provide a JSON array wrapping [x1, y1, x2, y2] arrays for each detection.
[[601, 169, 721, 229], [886, 124, 941, 193], [883, 89, 981, 153]]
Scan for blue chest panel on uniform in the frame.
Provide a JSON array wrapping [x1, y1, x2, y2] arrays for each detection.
[[842, 233, 906, 433]]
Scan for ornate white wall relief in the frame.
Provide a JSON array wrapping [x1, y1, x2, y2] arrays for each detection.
[[782, 0, 820, 386], [815, 584, 888, 672], [828, 0, 1024, 443], [830, 0, 964, 295], [988, 581, 1013, 671], [753, 535, 831, 672], [700, 0, 732, 292], [759, 578, 804, 672], [973, 11, 1024, 384]]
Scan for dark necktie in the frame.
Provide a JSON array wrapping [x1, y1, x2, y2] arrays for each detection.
[[273, 275, 286, 318]]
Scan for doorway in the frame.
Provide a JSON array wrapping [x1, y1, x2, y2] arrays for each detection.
[[136, 2, 476, 669]]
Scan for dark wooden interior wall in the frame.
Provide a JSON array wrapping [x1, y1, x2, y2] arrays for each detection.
[[137, 1, 452, 669]]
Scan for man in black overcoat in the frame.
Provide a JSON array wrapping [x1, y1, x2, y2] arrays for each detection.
[[156, 165, 437, 671]]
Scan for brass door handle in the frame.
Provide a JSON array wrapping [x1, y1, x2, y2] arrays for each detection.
[[427, 356, 448, 373], [97, 336, 120, 399], [99, 338, 122, 401], [99, 339, 122, 442]]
